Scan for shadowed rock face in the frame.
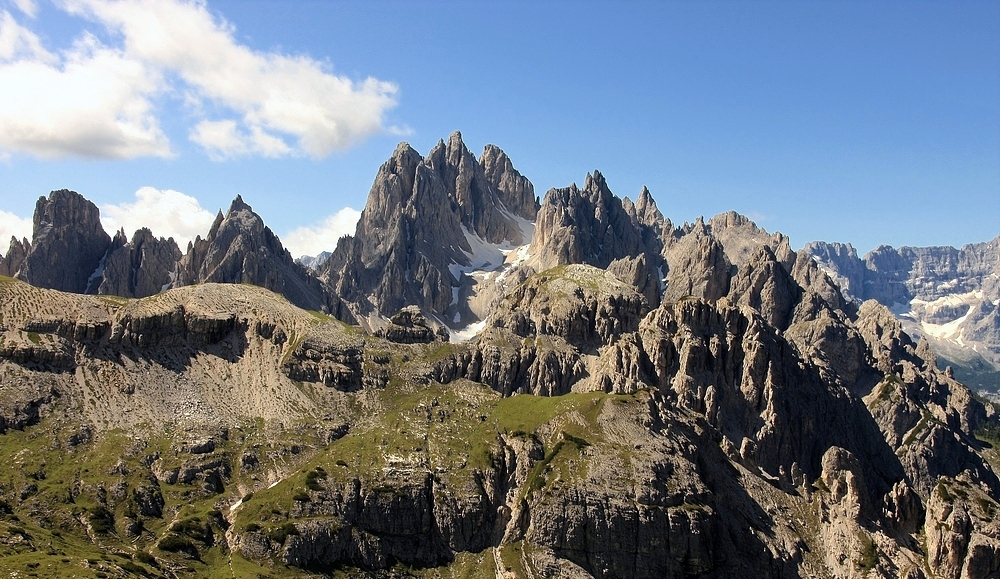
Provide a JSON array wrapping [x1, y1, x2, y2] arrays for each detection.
[[0, 236, 29, 277], [174, 195, 339, 315], [529, 171, 666, 309], [94, 228, 182, 298], [15, 189, 111, 293], [320, 132, 538, 321], [2, 142, 1000, 579]]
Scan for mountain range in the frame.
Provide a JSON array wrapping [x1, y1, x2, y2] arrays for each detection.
[[0, 132, 998, 578]]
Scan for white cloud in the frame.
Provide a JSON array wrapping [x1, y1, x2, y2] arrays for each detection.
[[12, 0, 37, 18], [190, 119, 291, 160], [0, 11, 49, 60], [0, 13, 171, 159], [101, 186, 216, 247], [282, 207, 360, 259], [60, 0, 398, 159], [0, 209, 32, 256]]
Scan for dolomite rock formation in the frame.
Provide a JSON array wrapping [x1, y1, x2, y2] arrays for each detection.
[[806, 236, 1000, 391], [1, 141, 998, 579], [93, 228, 182, 298], [528, 171, 665, 308], [174, 195, 339, 316], [14, 189, 110, 293], [0, 236, 29, 277], [320, 132, 538, 323]]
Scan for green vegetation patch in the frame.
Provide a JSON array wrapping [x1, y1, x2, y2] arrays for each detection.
[[857, 532, 877, 572]]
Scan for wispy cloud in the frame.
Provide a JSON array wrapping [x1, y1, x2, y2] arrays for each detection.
[[0, 0, 399, 160], [12, 0, 38, 18], [101, 186, 216, 247], [282, 207, 360, 259]]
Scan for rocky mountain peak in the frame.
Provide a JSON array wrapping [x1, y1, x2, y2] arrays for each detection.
[[175, 195, 335, 314], [0, 236, 30, 277], [630, 186, 664, 228], [228, 194, 253, 215], [532, 170, 656, 266], [806, 236, 1000, 391], [94, 227, 182, 298], [480, 143, 539, 220], [16, 189, 111, 293], [320, 134, 538, 325]]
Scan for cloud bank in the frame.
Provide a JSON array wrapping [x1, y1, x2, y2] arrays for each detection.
[[101, 186, 216, 247], [282, 207, 360, 259], [0, 0, 398, 160]]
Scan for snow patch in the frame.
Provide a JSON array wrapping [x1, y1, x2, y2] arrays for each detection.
[[85, 253, 108, 293], [451, 320, 486, 342], [921, 310, 972, 344], [160, 264, 179, 292]]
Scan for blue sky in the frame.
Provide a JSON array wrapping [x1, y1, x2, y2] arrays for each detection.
[[0, 0, 997, 258]]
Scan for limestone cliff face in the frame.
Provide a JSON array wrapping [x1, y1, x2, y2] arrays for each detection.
[[320, 132, 536, 322], [174, 196, 338, 315], [2, 140, 999, 579], [93, 228, 182, 298], [806, 236, 1000, 390], [529, 171, 666, 308], [0, 236, 29, 277], [15, 190, 111, 293]]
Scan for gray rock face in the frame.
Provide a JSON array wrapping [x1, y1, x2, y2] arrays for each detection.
[[93, 228, 182, 298], [296, 251, 331, 270], [661, 226, 731, 304], [376, 306, 447, 344], [16, 190, 111, 293], [0, 236, 29, 277], [175, 196, 337, 315], [320, 132, 535, 322], [481, 143, 539, 220], [806, 236, 1000, 390], [530, 171, 665, 308], [924, 474, 1000, 579]]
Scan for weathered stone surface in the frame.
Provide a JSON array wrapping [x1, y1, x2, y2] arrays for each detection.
[[95, 228, 182, 298], [16, 190, 111, 293], [175, 196, 339, 316], [662, 226, 731, 304], [321, 133, 534, 323], [481, 143, 539, 221], [0, 236, 29, 277], [806, 236, 1000, 389]]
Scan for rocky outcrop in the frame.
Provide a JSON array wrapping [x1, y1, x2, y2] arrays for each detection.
[[925, 475, 1000, 579], [0, 236, 29, 277], [376, 306, 448, 344], [2, 136, 998, 579], [806, 236, 1000, 391], [175, 196, 339, 316], [15, 190, 111, 293], [320, 133, 536, 324], [93, 228, 181, 298], [529, 171, 665, 308], [481, 143, 539, 220], [662, 224, 731, 303]]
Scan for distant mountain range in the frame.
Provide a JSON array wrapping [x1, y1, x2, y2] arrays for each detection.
[[3, 131, 995, 392], [805, 238, 1000, 393], [0, 132, 998, 578]]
